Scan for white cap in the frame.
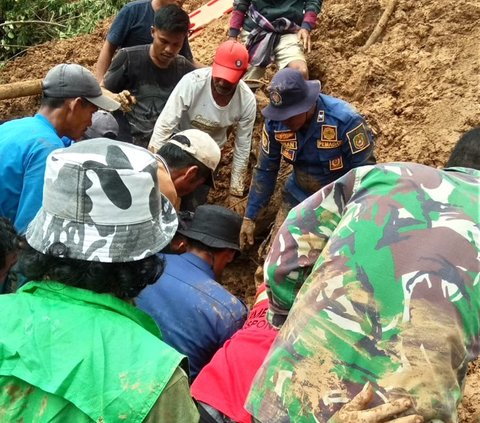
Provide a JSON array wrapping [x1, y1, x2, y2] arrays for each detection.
[[167, 129, 221, 172]]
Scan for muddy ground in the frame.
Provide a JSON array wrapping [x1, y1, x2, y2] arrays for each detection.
[[0, 0, 479, 420]]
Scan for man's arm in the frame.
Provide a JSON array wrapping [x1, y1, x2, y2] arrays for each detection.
[[229, 93, 256, 197], [239, 124, 282, 249], [341, 116, 376, 171], [95, 4, 133, 82], [228, 0, 251, 38], [244, 124, 282, 221], [95, 40, 118, 83], [149, 74, 193, 152], [297, 0, 323, 51], [264, 169, 359, 327]]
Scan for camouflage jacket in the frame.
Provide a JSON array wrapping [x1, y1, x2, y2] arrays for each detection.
[[246, 163, 480, 422]]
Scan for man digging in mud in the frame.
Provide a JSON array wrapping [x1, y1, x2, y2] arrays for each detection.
[[245, 129, 480, 422], [240, 68, 375, 255]]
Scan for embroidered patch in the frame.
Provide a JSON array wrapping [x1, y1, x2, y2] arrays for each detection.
[[274, 130, 297, 142], [281, 147, 296, 161], [279, 140, 298, 150], [346, 123, 371, 154], [321, 125, 337, 141], [317, 139, 342, 149], [317, 110, 325, 123], [329, 156, 344, 171], [270, 89, 282, 106], [261, 126, 269, 154]]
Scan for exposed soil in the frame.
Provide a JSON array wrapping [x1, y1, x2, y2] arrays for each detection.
[[0, 0, 478, 420]]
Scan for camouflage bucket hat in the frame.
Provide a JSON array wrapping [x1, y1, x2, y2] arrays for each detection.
[[26, 138, 178, 263]]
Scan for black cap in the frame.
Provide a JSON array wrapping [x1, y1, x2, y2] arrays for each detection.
[[178, 205, 242, 251]]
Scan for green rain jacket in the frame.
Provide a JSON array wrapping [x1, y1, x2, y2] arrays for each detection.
[[0, 281, 188, 422]]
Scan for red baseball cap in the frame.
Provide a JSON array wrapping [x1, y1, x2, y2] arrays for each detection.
[[212, 40, 249, 84]]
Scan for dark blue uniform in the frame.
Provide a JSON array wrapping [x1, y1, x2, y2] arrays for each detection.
[[245, 94, 375, 220]]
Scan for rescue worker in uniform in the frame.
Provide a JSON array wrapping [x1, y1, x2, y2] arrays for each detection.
[[240, 68, 376, 248]]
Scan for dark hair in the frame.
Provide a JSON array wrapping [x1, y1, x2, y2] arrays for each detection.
[[187, 238, 223, 254], [40, 96, 91, 109], [0, 218, 21, 269], [20, 244, 165, 299], [153, 4, 190, 34], [159, 136, 212, 181], [446, 127, 480, 170], [40, 96, 68, 109]]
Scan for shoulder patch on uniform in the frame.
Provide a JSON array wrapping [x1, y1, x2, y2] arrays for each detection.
[[274, 130, 297, 142], [317, 110, 325, 123], [321, 125, 337, 141], [261, 126, 269, 154], [346, 123, 371, 154], [329, 156, 344, 171]]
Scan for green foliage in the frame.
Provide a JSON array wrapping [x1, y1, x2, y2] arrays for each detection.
[[0, 0, 125, 62]]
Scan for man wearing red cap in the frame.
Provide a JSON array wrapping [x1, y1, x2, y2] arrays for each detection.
[[149, 40, 256, 211]]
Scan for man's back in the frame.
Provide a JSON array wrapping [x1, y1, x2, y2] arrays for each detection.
[[0, 115, 65, 233], [137, 252, 248, 379], [0, 281, 191, 422], [247, 163, 480, 422]]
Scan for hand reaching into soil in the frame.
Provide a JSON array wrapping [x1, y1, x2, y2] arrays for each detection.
[[328, 383, 423, 423], [240, 217, 255, 250]]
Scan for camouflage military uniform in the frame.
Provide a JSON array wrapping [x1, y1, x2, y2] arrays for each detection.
[[246, 163, 480, 422]]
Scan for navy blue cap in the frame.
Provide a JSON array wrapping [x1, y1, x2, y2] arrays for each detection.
[[262, 68, 321, 121]]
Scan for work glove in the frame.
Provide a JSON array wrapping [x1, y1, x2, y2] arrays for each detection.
[[239, 217, 255, 250], [328, 383, 423, 423], [227, 193, 246, 215], [115, 90, 136, 113]]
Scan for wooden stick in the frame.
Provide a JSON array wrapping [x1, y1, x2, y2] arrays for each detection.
[[0, 79, 42, 100], [360, 0, 398, 52]]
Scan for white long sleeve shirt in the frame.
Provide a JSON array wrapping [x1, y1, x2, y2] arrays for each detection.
[[149, 67, 256, 195]]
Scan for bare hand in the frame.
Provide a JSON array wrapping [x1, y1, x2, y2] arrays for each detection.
[[297, 28, 312, 53], [115, 90, 136, 113], [328, 383, 424, 423], [239, 218, 255, 250], [227, 193, 246, 215]]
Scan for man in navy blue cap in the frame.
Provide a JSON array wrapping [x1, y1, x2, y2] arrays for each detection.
[[240, 68, 376, 249]]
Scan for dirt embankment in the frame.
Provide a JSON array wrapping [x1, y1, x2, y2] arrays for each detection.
[[0, 0, 479, 420]]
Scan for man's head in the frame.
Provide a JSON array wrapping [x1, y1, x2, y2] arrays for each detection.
[[23, 138, 178, 298], [158, 129, 221, 197], [151, 4, 190, 68], [179, 205, 242, 278], [446, 127, 480, 170], [211, 40, 249, 96], [40, 63, 120, 140], [262, 68, 321, 131], [83, 110, 119, 140]]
